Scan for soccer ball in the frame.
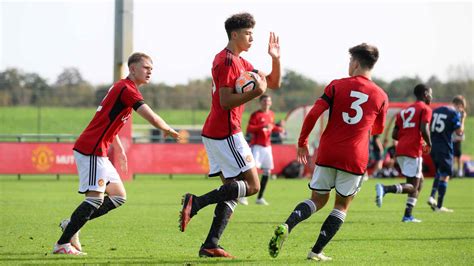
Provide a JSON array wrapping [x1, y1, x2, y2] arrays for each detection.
[[235, 71, 260, 94]]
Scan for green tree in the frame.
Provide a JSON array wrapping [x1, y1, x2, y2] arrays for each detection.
[[51, 68, 95, 106]]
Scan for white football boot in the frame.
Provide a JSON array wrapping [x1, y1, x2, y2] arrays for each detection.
[[237, 197, 249, 206], [52, 243, 86, 255], [427, 197, 437, 211], [59, 218, 82, 251], [307, 251, 332, 261], [255, 198, 269, 205], [434, 206, 454, 213]]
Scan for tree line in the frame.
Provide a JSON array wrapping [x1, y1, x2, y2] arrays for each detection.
[[0, 67, 472, 114]]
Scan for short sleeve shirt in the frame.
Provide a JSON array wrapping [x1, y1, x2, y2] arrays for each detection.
[[395, 101, 432, 158], [74, 78, 144, 156], [202, 48, 254, 139], [316, 76, 388, 175]]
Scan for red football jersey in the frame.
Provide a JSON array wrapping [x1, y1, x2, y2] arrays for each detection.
[[394, 101, 432, 158], [74, 78, 144, 156], [202, 48, 254, 139], [311, 76, 388, 175], [247, 110, 283, 146]]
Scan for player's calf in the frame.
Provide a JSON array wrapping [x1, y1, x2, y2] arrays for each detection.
[[59, 219, 82, 251]]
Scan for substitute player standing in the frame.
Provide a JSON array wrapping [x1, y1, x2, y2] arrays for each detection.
[[245, 94, 284, 205], [179, 13, 281, 258], [427, 95, 466, 212], [375, 84, 432, 222], [269, 43, 388, 261], [52, 53, 180, 255]]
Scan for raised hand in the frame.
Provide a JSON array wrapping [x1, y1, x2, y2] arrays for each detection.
[[268, 32, 280, 60]]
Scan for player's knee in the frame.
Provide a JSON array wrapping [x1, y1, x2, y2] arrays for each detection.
[[85, 196, 104, 209], [248, 182, 260, 195], [403, 183, 415, 193], [109, 195, 127, 208]]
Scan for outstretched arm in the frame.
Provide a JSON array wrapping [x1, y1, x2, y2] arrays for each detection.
[[265, 32, 281, 89], [136, 104, 180, 140]]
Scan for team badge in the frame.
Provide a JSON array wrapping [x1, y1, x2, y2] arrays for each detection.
[[245, 155, 253, 162], [98, 179, 105, 187]]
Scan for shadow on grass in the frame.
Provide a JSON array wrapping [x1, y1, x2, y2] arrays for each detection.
[[0, 253, 258, 264], [332, 236, 474, 242]]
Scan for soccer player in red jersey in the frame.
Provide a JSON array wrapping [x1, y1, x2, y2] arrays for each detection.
[[53, 53, 180, 255], [179, 13, 281, 258], [269, 43, 388, 261], [243, 94, 284, 205], [375, 84, 432, 222]]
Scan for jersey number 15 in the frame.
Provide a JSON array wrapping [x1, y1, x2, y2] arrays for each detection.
[[431, 113, 447, 133]]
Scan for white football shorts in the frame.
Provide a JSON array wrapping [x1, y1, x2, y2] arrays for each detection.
[[309, 165, 364, 197], [202, 132, 255, 179], [396, 156, 423, 178], [74, 151, 122, 193], [251, 145, 274, 170]]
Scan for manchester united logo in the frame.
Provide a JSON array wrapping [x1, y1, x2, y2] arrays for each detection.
[[245, 155, 253, 163], [98, 179, 105, 187], [31, 145, 55, 171], [196, 148, 209, 172]]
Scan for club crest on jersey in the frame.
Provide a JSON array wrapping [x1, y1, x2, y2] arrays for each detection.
[[121, 113, 131, 123], [98, 179, 105, 187]]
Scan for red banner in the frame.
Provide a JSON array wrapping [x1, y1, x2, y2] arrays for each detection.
[[0, 143, 76, 174], [0, 143, 297, 179], [128, 143, 297, 175]]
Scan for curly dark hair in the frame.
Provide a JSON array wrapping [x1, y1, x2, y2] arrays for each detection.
[[413, 83, 430, 99], [225, 13, 256, 40], [349, 43, 379, 69]]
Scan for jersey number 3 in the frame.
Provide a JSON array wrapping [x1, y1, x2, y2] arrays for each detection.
[[343, 91, 369, 125]]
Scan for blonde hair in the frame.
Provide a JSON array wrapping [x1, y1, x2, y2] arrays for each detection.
[[127, 52, 152, 66], [452, 95, 466, 108]]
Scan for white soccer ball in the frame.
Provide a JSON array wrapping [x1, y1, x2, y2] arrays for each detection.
[[235, 71, 260, 94]]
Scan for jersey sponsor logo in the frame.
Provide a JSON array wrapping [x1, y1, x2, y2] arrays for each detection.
[[211, 79, 217, 94], [121, 113, 131, 123], [31, 145, 55, 171]]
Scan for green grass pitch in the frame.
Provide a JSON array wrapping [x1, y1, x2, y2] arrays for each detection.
[[1, 175, 473, 264]]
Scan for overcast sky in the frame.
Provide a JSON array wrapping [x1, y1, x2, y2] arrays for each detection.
[[1, 0, 472, 86]]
